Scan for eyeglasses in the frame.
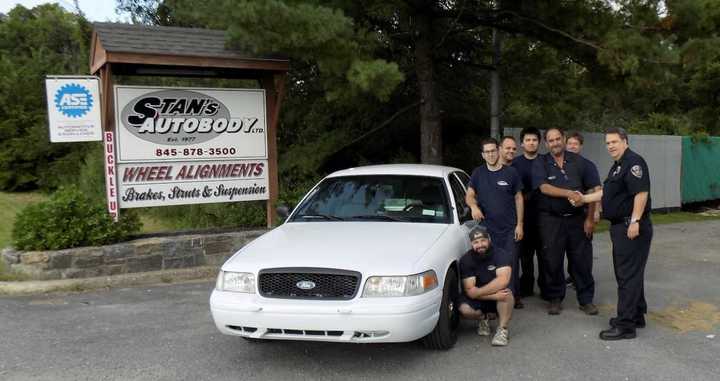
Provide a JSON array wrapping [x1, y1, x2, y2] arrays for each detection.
[[482, 149, 498, 154]]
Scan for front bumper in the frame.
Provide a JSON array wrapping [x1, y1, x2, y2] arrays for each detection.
[[209, 288, 442, 343]]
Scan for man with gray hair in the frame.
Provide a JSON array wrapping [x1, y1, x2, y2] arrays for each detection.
[[573, 127, 653, 340]]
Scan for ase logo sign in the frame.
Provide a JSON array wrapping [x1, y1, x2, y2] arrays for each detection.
[[54, 83, 94, 118]]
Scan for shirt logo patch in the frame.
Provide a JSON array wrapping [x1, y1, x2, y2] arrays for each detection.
[[497, 180, 509, 186], [487, 265, 496, 271], [631, 165, 643, 178], [548, 176, 557, 180]]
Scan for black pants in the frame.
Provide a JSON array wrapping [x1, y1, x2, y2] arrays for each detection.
[[610, 219, 652, 329], [568, 231, 593, 281], [518, 222, 544, 296], [538, 213, 595, 304]]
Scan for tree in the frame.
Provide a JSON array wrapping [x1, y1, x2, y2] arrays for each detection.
[[0, 4, 93, 191], [116, 0, 720, 175]]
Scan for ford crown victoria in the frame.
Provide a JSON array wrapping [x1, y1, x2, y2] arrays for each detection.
[[210, 164, 475, 349]]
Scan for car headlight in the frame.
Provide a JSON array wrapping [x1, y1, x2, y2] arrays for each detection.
[[216, 271, 256, 293], [362, 270, 438, 297]]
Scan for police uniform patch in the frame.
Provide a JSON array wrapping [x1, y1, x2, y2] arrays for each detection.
[[631, 165, 643, 179]]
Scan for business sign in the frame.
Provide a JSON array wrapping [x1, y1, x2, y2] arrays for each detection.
[[114, 86, 267, 162], [113, 86, 269, 208], [117, 160, 268, 208], [104, 132, 119, 220], [45, 76, 103, 142]]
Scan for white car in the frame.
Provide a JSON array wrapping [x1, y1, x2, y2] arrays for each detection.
[[210, 164, 475, 349]]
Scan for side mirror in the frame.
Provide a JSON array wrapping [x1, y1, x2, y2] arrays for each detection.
[[276, 205, 292, 218]]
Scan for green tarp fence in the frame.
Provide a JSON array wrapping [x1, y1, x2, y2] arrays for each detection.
[[682, 136, 720, 203]]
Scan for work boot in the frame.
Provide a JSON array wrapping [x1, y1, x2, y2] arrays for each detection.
[[491, 327, 509, 346], [579, 303, 599, 315], [610, 317, 646, 329], [599, 326, 636, 341], [477, 318, 491, 336], [548, 299, 562, 315]]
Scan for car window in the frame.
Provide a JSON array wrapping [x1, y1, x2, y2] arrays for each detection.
[[448, 173, 472, 223], [290, 175, 451, 224], [455, 171, 471, 188]]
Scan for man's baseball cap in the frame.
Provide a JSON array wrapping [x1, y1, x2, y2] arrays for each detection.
[[469, 224, 490, 241]]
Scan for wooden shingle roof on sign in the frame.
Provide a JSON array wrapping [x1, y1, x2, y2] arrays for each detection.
[[90, 22, 289, 75]]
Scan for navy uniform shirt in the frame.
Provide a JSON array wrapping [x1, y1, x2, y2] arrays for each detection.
[[459, 247, 512, 288], [602, 148, 651, 220], [531, 151, 601, 216], [581, 155, 601, 214], [512, 155, 539, 223], [467, 165, 523, 233]]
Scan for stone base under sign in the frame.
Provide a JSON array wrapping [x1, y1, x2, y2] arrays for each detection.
[[1, 230, 266, 280]]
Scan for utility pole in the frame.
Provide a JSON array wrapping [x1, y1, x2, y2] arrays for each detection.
[[490, 27, 502, 140]]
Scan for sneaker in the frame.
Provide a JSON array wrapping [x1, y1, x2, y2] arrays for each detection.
[[477, 319, 491, 336], [579, 303, 599, 315], [491, 327, 509, 346], [548, 299, 562, 315]]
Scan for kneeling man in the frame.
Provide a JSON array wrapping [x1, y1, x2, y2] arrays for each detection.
[[458, 224, 514, 346]]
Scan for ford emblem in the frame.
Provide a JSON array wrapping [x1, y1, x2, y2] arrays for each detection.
[[296, 280, 316, 290]]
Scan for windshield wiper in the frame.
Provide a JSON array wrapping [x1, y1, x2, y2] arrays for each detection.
[[297, 214, 344, 221], [348, 214, 409, 222]]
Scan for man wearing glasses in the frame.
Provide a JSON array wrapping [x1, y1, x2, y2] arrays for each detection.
[[531, 128, 600, 316], [465, 137, 524, 298]]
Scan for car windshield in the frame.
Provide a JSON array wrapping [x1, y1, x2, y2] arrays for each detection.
[[290, 175, 451, 224]]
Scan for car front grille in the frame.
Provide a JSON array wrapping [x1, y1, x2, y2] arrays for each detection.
[[258, 268, 361, 300]]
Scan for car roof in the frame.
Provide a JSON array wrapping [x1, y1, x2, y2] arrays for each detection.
[[327, 164, 466, 178]]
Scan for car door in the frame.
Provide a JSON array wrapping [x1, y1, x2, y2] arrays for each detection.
[[445, 171, 473, 256]]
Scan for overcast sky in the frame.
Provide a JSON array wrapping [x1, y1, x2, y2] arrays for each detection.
[[0, 0, 126, 21]]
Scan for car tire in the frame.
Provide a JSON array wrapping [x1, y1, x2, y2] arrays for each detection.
[[422, 268, 459, 350]]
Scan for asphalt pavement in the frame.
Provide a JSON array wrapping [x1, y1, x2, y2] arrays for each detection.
[[1, 220, 719, 381]]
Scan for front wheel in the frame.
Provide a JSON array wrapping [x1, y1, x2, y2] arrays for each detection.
[[422, 268, 459, 350]]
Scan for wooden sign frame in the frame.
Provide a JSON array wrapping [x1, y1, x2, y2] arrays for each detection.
[[90, 23, 289, 227]]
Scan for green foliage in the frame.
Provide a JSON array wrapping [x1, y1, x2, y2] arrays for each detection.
[[12, 186, 141, 250], [141, 202, 266, 230], [628, 113, 692, 135], [222, 0, 404, 102], [0, 4, 93, 191]]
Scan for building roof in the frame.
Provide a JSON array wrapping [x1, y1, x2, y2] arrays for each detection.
[[94, 22, 285, 60], [90, 22, 289, 74]]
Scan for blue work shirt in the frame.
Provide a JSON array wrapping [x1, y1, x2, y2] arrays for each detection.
[[602, 148, 651, 220], [512, 155, 540, 223], [531, 151, 601, 216], [467, 165, 523, 233]]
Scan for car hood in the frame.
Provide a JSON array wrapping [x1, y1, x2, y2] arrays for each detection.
[[223, 222, 450, 275]]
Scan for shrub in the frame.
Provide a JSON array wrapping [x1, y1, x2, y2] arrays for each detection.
[[11, 186, 141, 250]]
